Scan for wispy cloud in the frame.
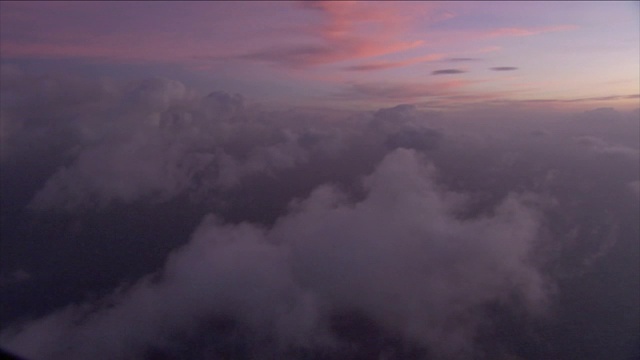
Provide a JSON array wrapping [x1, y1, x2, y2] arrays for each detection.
[[343, 53, 445, 72], [521, 94, 639, 103], [0, 2, 578, 73], [490, 67, 518, 71], [423, 25, 578, 48], [445, 57, 480, 62], [432, 69, 467, 75], [240, 40, 424, 68], [337, 80, 471, 101], [485, 25, 578, 38], [240, 2, 430, 68]]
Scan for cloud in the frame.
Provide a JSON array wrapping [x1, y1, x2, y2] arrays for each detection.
[[338, 80, 469, 101], [343, 53, 444, 72], [18, 76, 332, 211], [565, 94, 639, 102], [485, 25, 578, 38], [432, 69, 467, 75], [239, 40, 424, 68], [502, 94, 640, 110], [574, 135, 640, 159], [419, 25, 577, 50], [239, 2, 429, 67], [0, 70, 447, 212], [445, 57, 479, 62], [0, 148, 548, 360], [2, 68, 639, 360], [490, 66, 518, 71]]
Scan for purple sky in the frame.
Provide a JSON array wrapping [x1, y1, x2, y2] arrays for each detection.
[[1, 1, 638, 110]]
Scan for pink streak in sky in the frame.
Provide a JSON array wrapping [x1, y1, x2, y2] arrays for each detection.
[[0, 1, 579, 71]]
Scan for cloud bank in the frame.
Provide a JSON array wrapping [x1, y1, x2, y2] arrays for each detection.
[[1, 67, 638, 360]]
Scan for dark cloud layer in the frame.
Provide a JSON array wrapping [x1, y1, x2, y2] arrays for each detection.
[[490, 66, 518, 71], [0, 66, 638, 360]]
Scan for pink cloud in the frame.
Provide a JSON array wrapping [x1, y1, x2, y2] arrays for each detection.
[[299, 1, 413, 41], [239, 1, 432, 68], [240, 39, 425, 68]]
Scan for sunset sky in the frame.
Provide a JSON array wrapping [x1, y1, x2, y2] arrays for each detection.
[[1, 1, 638, 111], [2, 3, 640, 360]]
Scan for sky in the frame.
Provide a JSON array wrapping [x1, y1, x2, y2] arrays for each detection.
[[1, 1, 638, 111], [0, 2, 639, 360]]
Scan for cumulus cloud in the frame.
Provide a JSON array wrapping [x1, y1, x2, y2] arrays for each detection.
[[0, 65, 120, 163], [15, 77, 344, 211], [0, 68, 452, 215], [1, 149, 548, 360]]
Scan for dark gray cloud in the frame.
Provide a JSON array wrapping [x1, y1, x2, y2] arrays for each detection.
[[490, 66, 518, 71], [432, 69, 467, 75]]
